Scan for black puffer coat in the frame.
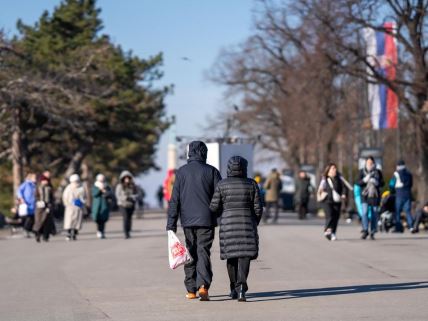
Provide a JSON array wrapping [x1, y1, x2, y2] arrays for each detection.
[[210, 156, 263, 260]]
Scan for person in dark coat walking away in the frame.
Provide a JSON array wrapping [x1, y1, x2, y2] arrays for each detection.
[[92, 174, 113, 239], [33, 174, 55, 242], [317, 163, 347, 241], [389, 160, 413, 232], [295, 170, 312, 220], [358, 156, 384, 240], [166, 141, 222, 301], [115, 171, 138, 239], [210, 156, 263, 302]]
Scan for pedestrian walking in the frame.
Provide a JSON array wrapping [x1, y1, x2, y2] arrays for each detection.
[[166, 141, 222, 301], [210, 156, 263, 302], [17, 173, 37, 237], [389, 160, 413, 232], [92, 174, 113, 239], [63, 174, 87, 241], [358, 156, 384, 240], [317, 163, 347, 241], [263, 168, 282, 223], [295, 170, 312, 220], [115, 170, 138, 239], [33, 174, 55, 242], [157, 185, 164, 209]]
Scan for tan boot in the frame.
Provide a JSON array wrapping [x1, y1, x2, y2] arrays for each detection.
[[186, 292, 197, 299], [198, 285, 209, 301]]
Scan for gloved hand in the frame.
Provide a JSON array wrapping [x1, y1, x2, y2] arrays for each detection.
[[167, 227, 177, 233], [363, 174, 372, 183], [369, 178, 378, 185]]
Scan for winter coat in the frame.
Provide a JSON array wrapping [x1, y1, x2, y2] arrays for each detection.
[[166, 141, 222, 231], [91, 186, 112, 222], [389, 166, 413, 199], [295, 176, 311, 204], [115, 171, 138, 209], [264, 172, 282, 202], [358, 167, 384, 206], [63, 183, 86, 230], [17, 180, 37, 215], [210, 156, 263, 260], [33, 184, 55, 234], [318, 175, 347, 204]]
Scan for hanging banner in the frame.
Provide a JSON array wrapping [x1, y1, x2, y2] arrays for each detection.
[[364, 22, 398, 130]]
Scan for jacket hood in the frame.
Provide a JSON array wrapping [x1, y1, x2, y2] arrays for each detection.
[[188, 141, 208, 163], [227, 156, 248, 178], [119, 170, 134, 181]]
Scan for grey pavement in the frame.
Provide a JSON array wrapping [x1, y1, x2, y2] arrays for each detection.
[[0, 212, 427, 321]]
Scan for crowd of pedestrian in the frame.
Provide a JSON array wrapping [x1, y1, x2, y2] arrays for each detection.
[[12, 169, 145, 242]]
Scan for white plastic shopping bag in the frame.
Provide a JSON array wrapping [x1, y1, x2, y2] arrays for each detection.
[[18, 203, 28, 217], [168, 230, 192, 270]]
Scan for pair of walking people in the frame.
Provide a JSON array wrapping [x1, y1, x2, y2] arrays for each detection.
[[166, 141, 263, 302]]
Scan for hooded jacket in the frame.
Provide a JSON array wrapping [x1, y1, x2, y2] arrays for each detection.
[[210, 156, 263, 260], [389, 165, 413, 199], [115, 170, 138, 208], [166, 141, 222, 231]]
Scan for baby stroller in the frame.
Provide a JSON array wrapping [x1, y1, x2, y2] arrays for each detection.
[[379, 191, 395, 233]]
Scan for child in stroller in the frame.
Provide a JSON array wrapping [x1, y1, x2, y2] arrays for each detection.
[[379, 191, 395, 232]]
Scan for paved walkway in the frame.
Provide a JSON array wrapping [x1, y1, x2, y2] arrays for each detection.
[[0, 212, 427, 321]]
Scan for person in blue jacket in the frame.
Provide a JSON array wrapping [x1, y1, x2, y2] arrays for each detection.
[[17, 173, 37, 236], [389, 160, 413, 232]]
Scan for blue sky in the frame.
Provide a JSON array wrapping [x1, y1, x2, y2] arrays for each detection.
[[0, 0, 256, 205]]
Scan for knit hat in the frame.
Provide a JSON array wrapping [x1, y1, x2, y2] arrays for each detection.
[[96, 174, 106, 182], [69, 174, 80, 183]]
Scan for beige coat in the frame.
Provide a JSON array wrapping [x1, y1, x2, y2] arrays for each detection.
[[264, 172, 282, 202], [63, 183, 87, 230]]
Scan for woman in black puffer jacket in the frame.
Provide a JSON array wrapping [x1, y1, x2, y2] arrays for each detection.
[[210, 156, 263, 302]]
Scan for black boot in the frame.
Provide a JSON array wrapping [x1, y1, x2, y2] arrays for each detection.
[[229, 289, 238, 300], [361, 230, 369, 240], [237, 287, 246, 302]]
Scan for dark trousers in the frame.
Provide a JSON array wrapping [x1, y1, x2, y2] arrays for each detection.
[[227, 257, 251, 292], [298, 201, 309, 219], [264, 201, 279, 222], [413, 209, 427, 231], [183, 227, 215, 293], [120, 207, 134, 236], [24, 216, 34, 233], [96, 219, 106, 234], [324, 202, 341, 234]]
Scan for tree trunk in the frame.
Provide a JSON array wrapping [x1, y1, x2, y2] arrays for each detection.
[[54, 148, 89, 203], [416, 119, 428, 204], [11, 106, 23, 199]]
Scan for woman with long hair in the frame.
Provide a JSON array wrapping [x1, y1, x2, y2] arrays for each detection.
[[317, 163, 347, 241]]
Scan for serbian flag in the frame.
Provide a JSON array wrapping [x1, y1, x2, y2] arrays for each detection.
[[364, 23, 398, 130]]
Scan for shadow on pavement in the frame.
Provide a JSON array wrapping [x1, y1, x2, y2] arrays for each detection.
[[235, 281, 428, 302]]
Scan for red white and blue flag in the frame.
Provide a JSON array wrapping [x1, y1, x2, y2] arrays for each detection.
[[364, 23, 398, 130]]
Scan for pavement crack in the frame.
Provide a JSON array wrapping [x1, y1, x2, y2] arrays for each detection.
[[362, 263, 398, 278]]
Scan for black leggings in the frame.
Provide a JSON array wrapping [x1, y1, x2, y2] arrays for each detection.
[[324, 202, 341, 234], [120, 207, 134, 237]]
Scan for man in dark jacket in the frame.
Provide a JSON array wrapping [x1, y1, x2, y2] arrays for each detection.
[[389, 160, 413, 232], [166, 141, 222, 301], [295, 170, 312, 220]]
